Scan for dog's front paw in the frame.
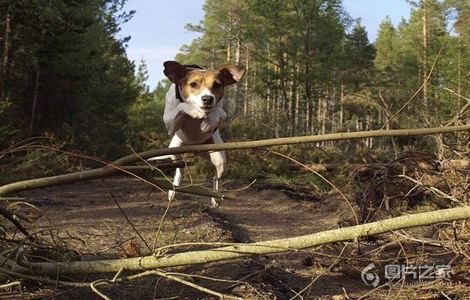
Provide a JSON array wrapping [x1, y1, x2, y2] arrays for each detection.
[[180, 103, 207, 119], [200, 117, 218, 134]]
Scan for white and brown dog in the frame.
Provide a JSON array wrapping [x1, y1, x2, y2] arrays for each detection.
[[150, 61, 245, 206]]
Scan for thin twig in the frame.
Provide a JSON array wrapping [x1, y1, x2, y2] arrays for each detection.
[[165, 270, 260, 294], [443, 87, 470, 103], [90, 280, 111, 300], [105, 186, 152, 252], [392, 230, 443, 247], [153, 196, 174, 252], [398, 174, 461, 204], [153, 269, 244, 300], [292, 244, 348, 299]]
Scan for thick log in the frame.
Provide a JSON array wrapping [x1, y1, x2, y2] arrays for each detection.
[[287, 160, 470, 172], [3, 206, 468, 276]]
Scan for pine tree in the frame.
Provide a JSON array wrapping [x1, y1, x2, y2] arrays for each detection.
[[135, 57, 150, 96], [374, 17, 397, 71], [0, 0, 138, 157], [343, 20, 376, 89], [126, 59, 169, 151]]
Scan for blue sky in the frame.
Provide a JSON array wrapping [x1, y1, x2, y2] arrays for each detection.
[[120, 0, 412, 89]]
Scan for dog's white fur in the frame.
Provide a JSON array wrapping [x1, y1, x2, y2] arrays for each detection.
[[163, 85, 227, 143], [150, 62, 244, 207]]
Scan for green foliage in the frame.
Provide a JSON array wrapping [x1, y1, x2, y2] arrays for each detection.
[[2, 0, 468, 182], [126, 60, 170, 152], [374, 17, 397, 71], [0, 0, 137, 158], [156, 0, 469, 181], [372, 0, 461, 129], [341, 21, 376, 90]]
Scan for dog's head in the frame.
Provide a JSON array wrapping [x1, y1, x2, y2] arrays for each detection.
[[163, 61, 245, 113]]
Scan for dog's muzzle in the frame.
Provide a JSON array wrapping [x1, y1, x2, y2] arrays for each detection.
[[201, 95, 215, 109]]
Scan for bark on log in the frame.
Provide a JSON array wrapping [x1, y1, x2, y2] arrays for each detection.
[[0, 125, 468, 197], [4, 206, 469, 276], [115, 125, 470, 166], [287, 160, 470, 172]]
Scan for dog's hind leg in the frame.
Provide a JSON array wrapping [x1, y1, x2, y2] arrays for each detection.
[[167, 135, 184, 201]]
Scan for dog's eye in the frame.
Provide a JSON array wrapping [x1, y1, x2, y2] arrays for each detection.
[[213, 82, 222, 89], [189, 82, 198, 88]]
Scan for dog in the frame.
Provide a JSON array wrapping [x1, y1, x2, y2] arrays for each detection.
[[149, 61, 245, 206]]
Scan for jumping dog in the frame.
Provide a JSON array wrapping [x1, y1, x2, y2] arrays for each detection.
[[149, 61, 245, 206]]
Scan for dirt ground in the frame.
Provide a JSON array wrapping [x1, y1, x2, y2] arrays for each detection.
[[1, 176, 469, 299]]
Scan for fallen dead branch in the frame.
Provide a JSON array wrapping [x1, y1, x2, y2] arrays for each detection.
[[0, 280, 20, 290], [152, 269, 244, 300], [0, 206, 34, 240], [288, 160, 470, 173], [2, 205, 468, 276], [0, 124, 468, 197], [0, 266, 244, 300]]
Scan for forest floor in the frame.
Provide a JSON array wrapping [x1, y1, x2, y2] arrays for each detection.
[[1, 176, 469, 299]]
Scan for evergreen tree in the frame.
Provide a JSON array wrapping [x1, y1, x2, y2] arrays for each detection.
[[374, 17, 397, 71], [0, 0, 138, 157], [127, 59, 169, 151], [342, 20, 376, 89]]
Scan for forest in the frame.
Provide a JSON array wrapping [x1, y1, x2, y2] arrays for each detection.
[[0, 0, 468, 160], [0, 0, 469, 299]]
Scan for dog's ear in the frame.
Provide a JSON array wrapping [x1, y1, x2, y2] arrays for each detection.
[[163, 61, 189, 84], [218, 65, 246, 86]]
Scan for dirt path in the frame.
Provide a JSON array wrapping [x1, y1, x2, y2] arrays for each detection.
[[2, 176, 466, 299]]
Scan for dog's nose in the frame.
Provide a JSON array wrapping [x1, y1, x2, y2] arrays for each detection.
[[201, 95, 214, 105]]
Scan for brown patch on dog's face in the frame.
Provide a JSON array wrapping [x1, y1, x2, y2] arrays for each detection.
[[163, 61, 246, 110], [180, 70, 225, 102]]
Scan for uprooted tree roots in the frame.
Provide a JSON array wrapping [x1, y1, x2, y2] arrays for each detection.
[[354, 151, 469, 223]]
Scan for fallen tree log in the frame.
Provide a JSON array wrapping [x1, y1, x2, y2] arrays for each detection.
[[287, 160, 470, 173], [0, 125, 468, 197], [3, 205, 468, 276]]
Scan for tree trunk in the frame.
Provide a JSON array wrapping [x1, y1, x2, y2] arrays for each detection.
[[243, 54, 249, 115], [226, 11, 232, 62], [457, 32, 462, 109], [321, 92, 327, 135], [1, 5, 11, 100], [28, 68, 40, 137], [421, 0, 429, 122], [252, 59, 258, 122], [234, 33, 241, 116], [340, 84, 344, 130], [294, 62, 300, 134]]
